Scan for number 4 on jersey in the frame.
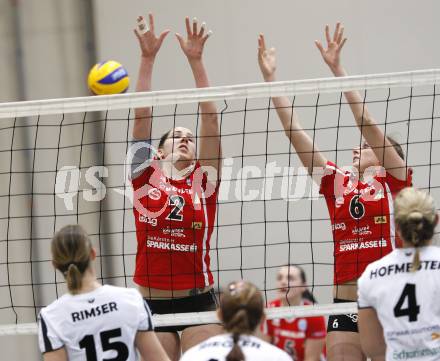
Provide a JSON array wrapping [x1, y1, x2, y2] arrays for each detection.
[[393, 283, 420, 322]]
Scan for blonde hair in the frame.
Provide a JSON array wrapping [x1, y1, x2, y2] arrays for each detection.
[[394, 188, 437, 271], [221, 281, 264, 361], [51, 225, 92, 294]]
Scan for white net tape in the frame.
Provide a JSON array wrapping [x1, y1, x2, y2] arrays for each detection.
[[0, 302, 357, 336], [0, 69, 439, 119]]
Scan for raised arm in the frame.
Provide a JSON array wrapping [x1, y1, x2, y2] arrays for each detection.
[[258, 34, 327, 176], [315, 23, 406, 180], [176, 17, 222, 178], [133, 13, 170, 140]]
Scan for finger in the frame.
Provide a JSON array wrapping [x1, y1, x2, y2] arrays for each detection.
[[314, 40, 324, 54], [192, 17, 198, 36], [137, 16, 148, 34], [325, 24, 331, 45], [133, 28, 142, 41], [339, 37, 347, 51], [175, 33, 185, 48], [185, 16, 192, 36], [201, 30, 212, 45], [260, 33, 267, 51], [333, 22, 340, 42], [149, 13, 155, 34], [198, 22, 206, 37], [158, 29, 170, 44], [337, 26, 344, 44]]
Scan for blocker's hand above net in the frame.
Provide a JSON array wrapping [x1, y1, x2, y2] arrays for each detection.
[[315, 22, 347, 74], [134, 13, 170, 60], [257, 33, 277, 82], [176, 17, 212, 61]]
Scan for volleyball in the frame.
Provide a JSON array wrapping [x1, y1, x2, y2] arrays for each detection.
[[87, 60, 129, 95]]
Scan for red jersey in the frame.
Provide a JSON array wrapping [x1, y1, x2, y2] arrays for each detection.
[[319, 161, 412, 284], [131, 161, 218, 290], [264, 299, 326, 361]]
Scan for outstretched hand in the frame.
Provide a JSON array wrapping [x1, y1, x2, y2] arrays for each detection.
[[176, 17, 211, 61], [134, 13, 170, 59], [257, 34, 277, 82], [315, 23, 347, 72]]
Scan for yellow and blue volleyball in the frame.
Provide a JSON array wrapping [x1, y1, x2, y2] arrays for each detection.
[[87, 60, 129, 95]]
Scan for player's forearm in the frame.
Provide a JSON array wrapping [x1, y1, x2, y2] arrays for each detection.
[[331, 65, 374, 126], [188, 59, 217, 115], [133, 57, 155, 140], [272, 96, 326, 173]]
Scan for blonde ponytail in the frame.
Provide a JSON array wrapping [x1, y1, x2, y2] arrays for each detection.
[[394, 188, 437, 271]]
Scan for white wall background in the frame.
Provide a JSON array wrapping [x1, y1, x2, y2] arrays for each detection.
[[1, 0, 440, 359]]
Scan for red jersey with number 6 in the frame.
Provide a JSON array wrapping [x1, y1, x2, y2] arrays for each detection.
[[131, 161, 218, 290], [319, 161, 412, 284], [263, 299, 326, 361]]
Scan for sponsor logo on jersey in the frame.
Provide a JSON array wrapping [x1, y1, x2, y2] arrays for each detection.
[[87, 298, 95, 303], [339, 238, 387, 252], [146, 240, 197, 252], [352, 225, 372, 236], [192, 221, 203, 229], [148, 188, 161, 200], [393, 346, 440, 359], [332, 222, 346, 231], [139, 215, 157, 226], [297, 318, 308, 331], [162, 227, 186, 238], [374, 215, 387, 224]]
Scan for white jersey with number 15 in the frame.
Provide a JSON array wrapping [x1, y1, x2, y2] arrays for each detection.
[[38, 285, 153, 361]]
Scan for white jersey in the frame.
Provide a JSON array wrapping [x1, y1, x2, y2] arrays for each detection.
[[358, 246, 440, 361], [38, 285, 153, 361], [180, 333, 291, 361]]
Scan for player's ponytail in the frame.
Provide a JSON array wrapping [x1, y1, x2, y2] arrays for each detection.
[[394, 188, 437, 271], [221, 281, 264, 361], [51, 225, 92, 294]]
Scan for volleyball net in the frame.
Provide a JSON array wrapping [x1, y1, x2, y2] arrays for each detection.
[[1, 69, 440, 335]]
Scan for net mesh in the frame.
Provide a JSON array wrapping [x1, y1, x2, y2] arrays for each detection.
[[1, 69, 440, 335]]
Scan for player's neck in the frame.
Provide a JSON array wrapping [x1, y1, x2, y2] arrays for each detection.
[[76, 269, 101, 294], [279, 294, 302, 306], [161, 160, 194, 179]]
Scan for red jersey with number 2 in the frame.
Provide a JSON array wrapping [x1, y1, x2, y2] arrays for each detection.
[[319, 161, 412, 284], [131, 161, 218, 290], [264, 299, 326, 361]]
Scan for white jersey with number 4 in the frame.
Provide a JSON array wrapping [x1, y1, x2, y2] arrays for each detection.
[[38, 285, 153, 361], [180, 333, 292, 361], [358, 246, 440, 361]]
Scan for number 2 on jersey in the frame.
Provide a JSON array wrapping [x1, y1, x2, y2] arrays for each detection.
[[166, 195, 185, 221], [393, 283, 420, 322], [79, 328, 128, 361]]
